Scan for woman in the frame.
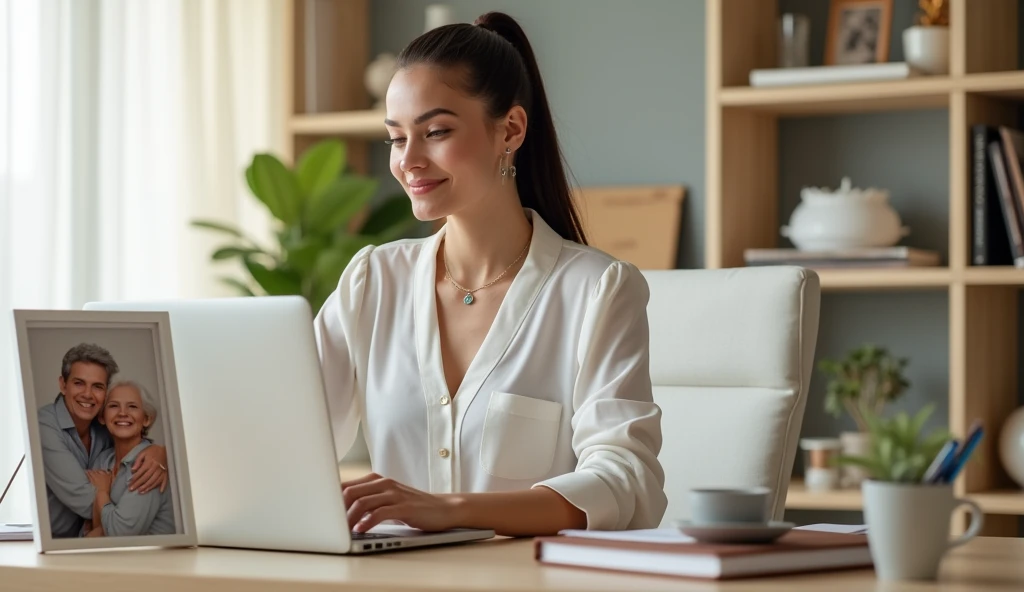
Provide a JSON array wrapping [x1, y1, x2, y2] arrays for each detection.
[[84, 380, 175, 537], [315, 11, 666, 537]]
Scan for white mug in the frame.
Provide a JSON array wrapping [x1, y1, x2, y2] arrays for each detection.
[[862, 481, 983, 581]]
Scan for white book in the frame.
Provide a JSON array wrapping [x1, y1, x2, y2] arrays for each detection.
[[749, 62, 922, 87]]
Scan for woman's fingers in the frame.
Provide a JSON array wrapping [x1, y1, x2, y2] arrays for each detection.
[[341, 472, 382, 491], [346, 490, 399, 531], [342, 476, 398, 507], [354, 505, 402, 533]]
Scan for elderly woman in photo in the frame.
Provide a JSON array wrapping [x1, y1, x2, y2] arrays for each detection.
[[84, 381, 174, 537]]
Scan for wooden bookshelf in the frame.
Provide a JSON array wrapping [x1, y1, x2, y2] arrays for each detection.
[[718, 77, 953, 115], [815, 268, 954, 290], [787, 480, 1024, 517], [708, 0, 1024, 536], [290, 110, 388, 138], [281, 0, 374, 174]]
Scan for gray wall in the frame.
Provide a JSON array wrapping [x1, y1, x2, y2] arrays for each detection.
[[367, 0, 983, 527]]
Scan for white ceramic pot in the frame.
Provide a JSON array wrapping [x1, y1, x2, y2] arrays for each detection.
[[903, 26, 949, 75], [999, 406, 1024, 488], [781, 177, 908, 251]]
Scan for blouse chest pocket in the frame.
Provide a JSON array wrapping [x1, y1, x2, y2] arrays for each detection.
[[479, 391, 563, 481]]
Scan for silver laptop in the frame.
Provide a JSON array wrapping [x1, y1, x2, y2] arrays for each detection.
[[84, 296, 494, 554]]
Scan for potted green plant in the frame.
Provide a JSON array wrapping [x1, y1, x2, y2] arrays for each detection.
[[839, 406, 983, 581], [818, 344, 910, 486], [904, 0, 949, 75], [191, 139, 421, 315]]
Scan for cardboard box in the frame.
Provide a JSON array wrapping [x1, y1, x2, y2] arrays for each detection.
[[575, 185, 686, 270]]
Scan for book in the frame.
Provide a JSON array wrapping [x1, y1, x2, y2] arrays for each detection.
[[743, 247, 940, 268], [987, 141, 1024, 268], [748, 62, 920, 87], [972, 125, 1014, 265], [534, 528, 872, 580]]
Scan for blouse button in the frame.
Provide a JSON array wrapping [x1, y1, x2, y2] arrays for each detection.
[[440, 395, 450, 405], [439, 448, 450, 458]]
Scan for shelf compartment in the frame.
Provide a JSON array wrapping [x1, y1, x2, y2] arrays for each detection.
[[290, 110, 388, 138], [785, 480, 863, 511], [963, 71, 1024, 100], [964, 267, 1024, 285], [718, 78, 953, 116], [787, 480, 1024, 515], [814, 268, 953, 290]]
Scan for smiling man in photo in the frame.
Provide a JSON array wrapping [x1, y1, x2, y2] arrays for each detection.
[[36, 343, 168, 538]]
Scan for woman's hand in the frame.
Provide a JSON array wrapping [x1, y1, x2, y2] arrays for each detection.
[[342, 473, 458, 533], [130, 445, 168, 494], [86, 470, 112, 494]]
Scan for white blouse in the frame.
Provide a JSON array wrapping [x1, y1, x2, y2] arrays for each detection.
[[313, 208, 667, 530]]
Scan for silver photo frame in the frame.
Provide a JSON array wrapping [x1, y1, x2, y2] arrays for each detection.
[[13, 309, 196, 552]]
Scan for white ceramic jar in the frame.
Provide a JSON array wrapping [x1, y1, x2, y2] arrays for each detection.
[[781, 177, 908, 251]]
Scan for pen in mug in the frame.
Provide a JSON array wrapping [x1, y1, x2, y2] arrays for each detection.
[[941, 421, 984, 484], [923, 440, 958, 484]]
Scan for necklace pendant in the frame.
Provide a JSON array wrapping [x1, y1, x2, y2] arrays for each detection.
[[463, 292, 475, 305]]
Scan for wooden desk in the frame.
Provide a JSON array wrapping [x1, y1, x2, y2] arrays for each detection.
[[3, 536, 1024, 591]]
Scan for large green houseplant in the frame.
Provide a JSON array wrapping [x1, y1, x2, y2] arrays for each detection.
[[192, 139, 419, 314]]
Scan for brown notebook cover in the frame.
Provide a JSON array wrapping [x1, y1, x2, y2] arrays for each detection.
[[534, 529, 872, 581]]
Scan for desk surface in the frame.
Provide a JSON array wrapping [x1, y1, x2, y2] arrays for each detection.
[[3, 536, 1024, 591]]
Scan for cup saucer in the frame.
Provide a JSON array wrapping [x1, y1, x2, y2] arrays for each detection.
[[672, 520, 795, 544]]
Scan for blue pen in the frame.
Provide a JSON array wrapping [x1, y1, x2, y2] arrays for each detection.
[[923, 440, 959, 484], [941, 422, 984, 484]]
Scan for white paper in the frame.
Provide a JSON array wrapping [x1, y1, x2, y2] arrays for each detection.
[[794, 523, 867, 534], [0, 523, 32, 541], [556, 528, 696, 544]]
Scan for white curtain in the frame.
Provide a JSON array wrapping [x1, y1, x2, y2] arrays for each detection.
[[0, 0, 283, 524]]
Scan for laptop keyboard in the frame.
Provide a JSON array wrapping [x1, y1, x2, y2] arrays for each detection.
[[351, 531, 397, 540]]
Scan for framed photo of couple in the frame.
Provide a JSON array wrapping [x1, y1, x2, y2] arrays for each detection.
[[12, 309, 196, 552]]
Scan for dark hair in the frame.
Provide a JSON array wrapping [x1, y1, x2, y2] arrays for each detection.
[[396, 12, 588, 245], [61, 343, 119, 385]]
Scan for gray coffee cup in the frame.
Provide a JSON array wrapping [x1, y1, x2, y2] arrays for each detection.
[[688, 486, 771, 525]]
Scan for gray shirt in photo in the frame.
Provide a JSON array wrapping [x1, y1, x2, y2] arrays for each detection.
[[37, 394, 112, 538], [92, 440, 175, 536]]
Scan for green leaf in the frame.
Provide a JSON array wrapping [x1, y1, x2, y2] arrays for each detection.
[[284, 237, 329, 274], [245, 165, 258, 198], [359, 194, 417, 241], [243, 258, 302, 296], [250, 154, 303, 225], [306, 176, 377, 233], [297, 140, 345, 199], [212, 246, 265, 261], [219, 276, 256, 297], [191, 220, 247, 240]]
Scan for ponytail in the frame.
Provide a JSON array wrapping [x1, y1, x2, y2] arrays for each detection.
[[396, 12, 588, 245]]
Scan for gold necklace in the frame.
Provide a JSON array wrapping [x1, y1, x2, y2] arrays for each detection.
[[443, 238, 531, 305]]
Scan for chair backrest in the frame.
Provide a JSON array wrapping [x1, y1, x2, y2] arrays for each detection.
[[642, 266, 821, 525]]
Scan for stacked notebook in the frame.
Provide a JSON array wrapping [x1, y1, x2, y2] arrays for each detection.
[[534, 528, 871, 580], [744, 246, 940, 268]]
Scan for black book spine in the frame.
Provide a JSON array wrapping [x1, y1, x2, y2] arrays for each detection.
[[972, 125, 1013, 266]]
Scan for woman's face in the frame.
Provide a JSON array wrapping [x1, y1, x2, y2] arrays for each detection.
[[385, 65, 504, 221], [101, 385, 152, 441]]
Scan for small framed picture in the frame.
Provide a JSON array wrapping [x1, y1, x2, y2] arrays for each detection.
[[12, 309, 196, 552], [825, 0, 893, 65]]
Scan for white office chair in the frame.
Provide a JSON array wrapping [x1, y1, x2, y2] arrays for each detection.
[[642, 266, 821, 526]]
